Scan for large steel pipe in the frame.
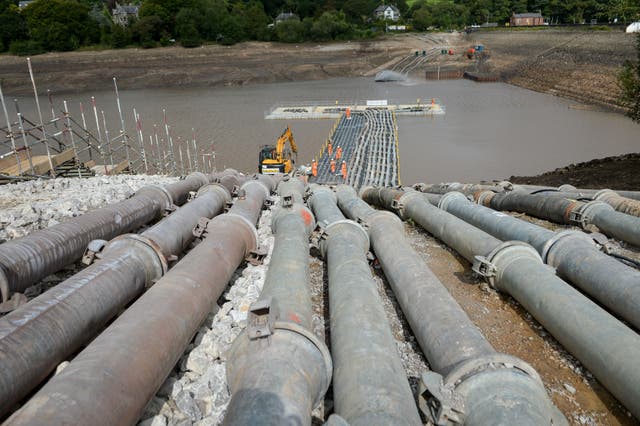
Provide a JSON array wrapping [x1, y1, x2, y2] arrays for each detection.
[[336, 185, 561, 426], [369, 187, 640, 420], [0, 180, 234, 419], [514, 184, 640, 201], [224, 176, 332, 426], [433, 191, 640, 334], [477, 190, 640, 247], [309, 185, 421, 426], [0, 172, 214, 303], [5, 174, 275, 425]]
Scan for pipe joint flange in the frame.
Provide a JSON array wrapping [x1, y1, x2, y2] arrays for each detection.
[[475, 190, 495, 206], [419, 354, 543, 426], [472, 241, 542, 289], [390, 191, 420, 219], [541, 230, 595, 265], [186, 171, 209, 187], [437, 191, 468, 212], [135, 184, 174, 212], [222, 213, 259, 253], [0, 269, 9, 304], [273, 321, 333, 407], [496, 181, 514, 192], [103, 233, 169, 285], [196, 183, 232, 203], [358, 185, 377, 199], [593, 188, 616, 201], [321, 219, 370, 256], [570, 200, 614, 228], [240, 179, 270, 200], [558, 184, 577, 192], [413, 183, 428, 192]]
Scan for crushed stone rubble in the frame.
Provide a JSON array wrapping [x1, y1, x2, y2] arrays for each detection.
[[0, 175, 178, 242], [139, 198, 278, 426]]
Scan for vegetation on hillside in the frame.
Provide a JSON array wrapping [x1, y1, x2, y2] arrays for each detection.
[[618, 34, 640, 122], [0, 0, 638, 54]]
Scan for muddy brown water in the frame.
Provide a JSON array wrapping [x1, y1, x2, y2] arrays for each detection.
[[11, 77, 639, 184]]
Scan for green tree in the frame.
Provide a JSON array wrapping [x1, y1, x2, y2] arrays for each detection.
[[0, 4, 27, 52], [618, 34, 640, 122], [308, 10, 353, 40], [23, 0, 98, 51], [274, 18, 305, 42]]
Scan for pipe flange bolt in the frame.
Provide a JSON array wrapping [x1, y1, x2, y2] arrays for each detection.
[[474, 241, 542, 289]]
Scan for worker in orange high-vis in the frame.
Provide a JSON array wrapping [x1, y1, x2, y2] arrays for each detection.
[[330, 159, 336, 174], [341, 161, 347, 180], [335, 146, 342, 161], [327, 141, 333, 156], [311, 160, 317, 177]]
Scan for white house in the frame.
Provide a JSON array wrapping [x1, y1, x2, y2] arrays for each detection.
[[374, 5, 400, 21], [112, 3, 139, 26], [627, 22, 640, 33]]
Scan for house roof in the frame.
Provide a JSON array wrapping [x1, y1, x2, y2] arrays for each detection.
[[374, 5, 400, 14], [275, 12, 298, 21], [512, 12, 543, 18]]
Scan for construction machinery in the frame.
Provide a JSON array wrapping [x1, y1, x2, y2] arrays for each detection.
[[259, 126, 297, 174]]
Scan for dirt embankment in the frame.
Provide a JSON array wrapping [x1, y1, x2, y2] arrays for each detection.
[[508, 153, 640, 190], [0, 37, 430, 96], [469, 30, 636, 112]]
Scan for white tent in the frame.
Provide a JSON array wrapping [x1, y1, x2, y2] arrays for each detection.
[[627, 22, 640, 33]]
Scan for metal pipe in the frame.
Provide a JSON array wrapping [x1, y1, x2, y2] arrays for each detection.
[[4, 174, 275, 426], [515, 184, 640, 201], [335, 186, 559, 425], [477, 190, 640, 247], [0, 180, 233, 419], [439, 191, 640, 332], [0, 172, 214, 302], [224, 176, 332, 426], [424, 193, 640, 417], [308, 185, 421, 426]]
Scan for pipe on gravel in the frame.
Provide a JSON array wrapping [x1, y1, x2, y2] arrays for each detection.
[[414, 182, 511, 197], [439, 190, 640, 332], [4, 174, 275, 426], [224, 176, 331, 426], [515, 184, 640, 201], [336, 185, 561, 426], [0, 176, 237, 420], [428, 191, 640, 419], [0, 171, 221, 304], [477, 189, 640, 247], [308, 185, 421, 426]]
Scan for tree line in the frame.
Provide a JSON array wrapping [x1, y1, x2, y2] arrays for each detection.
[[0, 0, 639, 54]]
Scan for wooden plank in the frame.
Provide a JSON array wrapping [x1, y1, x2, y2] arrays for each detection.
[[111, 160, 130, 175], [0, 149, 75, 176], [0, 150, 31, 172], [84, 160, 96, 168]]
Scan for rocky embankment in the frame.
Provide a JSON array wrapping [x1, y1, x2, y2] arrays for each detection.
[[508, 153, 640, 189]]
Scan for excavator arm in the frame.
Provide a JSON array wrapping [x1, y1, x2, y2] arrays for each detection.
[[275, 126, 297, 162]]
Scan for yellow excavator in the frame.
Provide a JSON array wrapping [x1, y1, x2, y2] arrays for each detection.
[[259, 126, 298, 174]]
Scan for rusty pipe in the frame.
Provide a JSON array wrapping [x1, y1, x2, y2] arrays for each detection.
[[309, 185, 421, 426], [0, 181, 232, 419], [0, 172, 216, 302], [224, 176, 332, 426], [4, 174, 275, 426]]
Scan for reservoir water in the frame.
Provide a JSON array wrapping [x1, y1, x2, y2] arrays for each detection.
[[12, 77, 639, 185]]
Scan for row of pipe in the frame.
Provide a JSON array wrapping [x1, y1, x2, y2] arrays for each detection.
[[0, 170, 238, 307], [335, 185, 564, 426], [416, 182, 640, 218], [224, 176, 332, 425], [309, 185, 421, 425], [476, 189, 640, 247], [5, 174, 277, 425], [0, 171, 243, 419], [363, 186, 640, 420]]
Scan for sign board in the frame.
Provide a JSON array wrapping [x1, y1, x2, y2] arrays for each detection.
[[366, 100, 388, 106]]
